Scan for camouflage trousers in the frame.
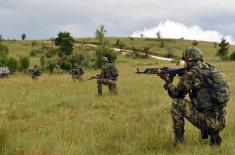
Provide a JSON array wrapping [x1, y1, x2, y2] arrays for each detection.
[[72, 75, 84, 82], [97, 79, 118, 95], [171, 98, 226, 133]]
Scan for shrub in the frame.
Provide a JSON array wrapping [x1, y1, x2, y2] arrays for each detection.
[[45, 48, 58, 58], [46, 60, 58, 74], [230, 51, 235, 61], [19, 57, 30, 71], [95, 46, 117, 68], [7, 57, 19, 73], [59, 60, 72, 71]]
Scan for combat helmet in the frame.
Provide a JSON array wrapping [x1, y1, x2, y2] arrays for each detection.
[[182, 47, 203, 61], [101, 56, 108, 62]]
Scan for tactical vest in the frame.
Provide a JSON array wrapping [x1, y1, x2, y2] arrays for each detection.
[[102, 63, 119, 80], [189, 63, 229, 112]]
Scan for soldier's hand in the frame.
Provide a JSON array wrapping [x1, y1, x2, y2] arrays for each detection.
[[157, 69, 169, 81]]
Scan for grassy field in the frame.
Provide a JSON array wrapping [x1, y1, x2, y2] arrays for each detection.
[[0, 39, 234, 154]]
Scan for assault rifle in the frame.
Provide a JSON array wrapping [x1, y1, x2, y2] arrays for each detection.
[[136, 67, 185, 75], [136, 67, 186, 89], [87, 74, 100, 80]]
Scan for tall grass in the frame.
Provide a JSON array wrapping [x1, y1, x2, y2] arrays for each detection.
[[0, 56, 234, 154]]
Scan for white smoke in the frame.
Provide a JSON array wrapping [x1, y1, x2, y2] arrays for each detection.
[[131, 20, 235, 44]]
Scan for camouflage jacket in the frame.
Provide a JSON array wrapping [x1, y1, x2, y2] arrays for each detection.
[[70, 67, 84, 76], [100, 63, 119, 80], [167, 62, 216, 111]]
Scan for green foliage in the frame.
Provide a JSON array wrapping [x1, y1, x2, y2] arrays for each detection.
[[59, 60, 72, 71], [0, 54, 8, 67], [115, 39, 125, 51], [0, 44, 9, 67], [0, 35, 2, 42], [21, 33, 26, 40], [7, 57, 19, 73], [131, 46, 139, 58], [96, 25, 107, 48], [192, 40, 199, 46], [217, 38, 229, 61], [230, 51, 235, 61], [95, 46, 117, 68], [40, 55, 46, 69], [46, 59, 58, 73], [45, 48, 58, 58], [0, 44, 9, 56], [55, 32, 74, 57], [67, 53, 93, 67], [19, 56, 30, 71]]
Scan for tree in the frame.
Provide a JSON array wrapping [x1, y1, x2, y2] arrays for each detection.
[[95, 25, 106, 48], [7, 57, 19, 73], [156, 31, 161, 39], [217, 38, 229, 61], [0, 34, 2, 42], [21, 33, 26, 40], [55, 32, 74, 57], [19, 57, 30, 71]]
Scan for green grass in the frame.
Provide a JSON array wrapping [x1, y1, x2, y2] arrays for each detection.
[[0, 39, 234, 154]]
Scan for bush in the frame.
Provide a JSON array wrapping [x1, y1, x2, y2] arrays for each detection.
[[46, 60, 58, 74], [7, 57, 19, 73], [0, 55, 8, 67], [67, 53, 93, 67], [230, 52, 235, 61], [95, 46, 117, 68], [45, 48, 59, 58], [217, 38, 229, 61], [19, 57, 30, 71], [59, 60, 72, 71], [192, 40, 199, 46], [0, 44, 9, 56]]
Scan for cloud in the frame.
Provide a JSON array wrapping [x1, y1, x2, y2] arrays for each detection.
[[131, 20, 235, 44]]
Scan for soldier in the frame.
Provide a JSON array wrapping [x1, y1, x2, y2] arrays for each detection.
[[157, 47, 229, 146], [96, 56, 119, 96], [70, 63, 84, 81], [31, 64, 41, 80]]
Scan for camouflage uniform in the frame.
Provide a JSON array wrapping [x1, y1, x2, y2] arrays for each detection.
[[164, 47, 227, 145], [70, 64, 84, 81], [31, 65, 41, 80], [97, 57, 119, 95]]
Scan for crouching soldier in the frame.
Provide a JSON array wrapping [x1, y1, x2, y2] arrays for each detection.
[[70, 63, 84, 81], [89, 57, 119, 96], [157, 47, 229, 146], [30, 64, 41, 80]]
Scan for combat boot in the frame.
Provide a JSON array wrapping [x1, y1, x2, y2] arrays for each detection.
[[209, 131, 222, 146], [174, 128, 184, 146]]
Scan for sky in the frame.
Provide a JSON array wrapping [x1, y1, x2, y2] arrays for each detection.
[[0, 0, 235, 43]]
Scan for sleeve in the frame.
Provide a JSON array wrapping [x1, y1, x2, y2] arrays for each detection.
[[167, 71, 196, 98]]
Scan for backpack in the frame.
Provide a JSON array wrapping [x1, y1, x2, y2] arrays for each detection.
[[192, 63, 230, 107]]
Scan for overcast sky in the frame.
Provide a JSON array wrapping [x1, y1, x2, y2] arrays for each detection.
[[1, 0, 235, 43]]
